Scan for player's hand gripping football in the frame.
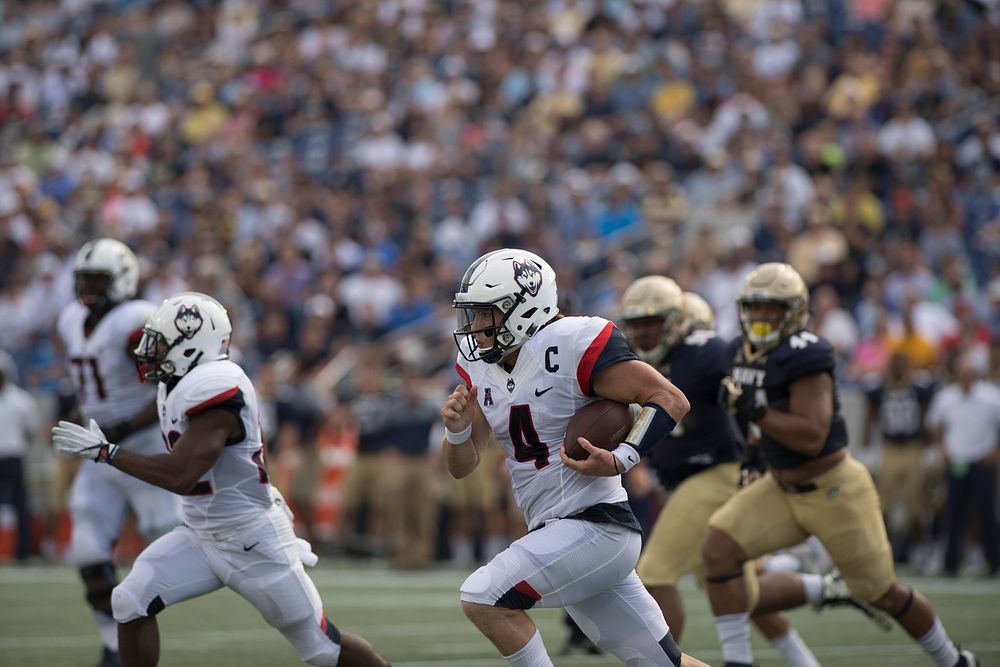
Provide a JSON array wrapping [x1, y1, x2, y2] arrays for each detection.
[[441, 384, 478, 436], [52, 419, 120, 463], [560, 438, 621, 476]]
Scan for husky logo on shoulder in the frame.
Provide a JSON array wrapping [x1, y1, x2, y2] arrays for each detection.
[[175, 305, 203, 339], [512, 258, 542, 297]]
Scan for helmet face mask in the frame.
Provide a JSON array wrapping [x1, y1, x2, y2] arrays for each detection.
[[620, 276, 684, 364], [737, 262, 809, 349], [74, 238, 139, 310], [134, 292, 232, 383], [453, 249, 559, 364]]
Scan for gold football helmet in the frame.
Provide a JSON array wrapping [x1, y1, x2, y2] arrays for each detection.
[[682, 291, 715, 333], [620, 275, 685, 363], [737, 262, 809, 349]]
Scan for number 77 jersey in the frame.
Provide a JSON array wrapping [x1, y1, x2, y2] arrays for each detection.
[[57, 299, 157, 427], [455, 315, 638, 531]]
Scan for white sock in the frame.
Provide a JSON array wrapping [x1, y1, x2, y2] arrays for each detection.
[[806, 536, 833, 573], [764, 553, 802, 573], [715, 612, 753, 664], [503, 629, 553, 667], [771, 629, 820, 667], [800, 574, 824, 603], [916, 617, 960, 667], [94, 610, 118, 651]]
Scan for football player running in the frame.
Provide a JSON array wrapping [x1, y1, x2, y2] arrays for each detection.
[[441, 249, 710, 667], [52, 293, 390, 667], [56, 238, 181, 667], [622, 277, 821, 667], [701, 263, 979, 667]]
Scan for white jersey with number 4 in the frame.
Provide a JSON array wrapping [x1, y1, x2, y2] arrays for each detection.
[[157, 360, 272, 532], [57, 300, 158, 447], [456, 316, 637, 531]]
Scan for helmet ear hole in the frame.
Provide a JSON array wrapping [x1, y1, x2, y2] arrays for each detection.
[[183, 348, 196, 357]]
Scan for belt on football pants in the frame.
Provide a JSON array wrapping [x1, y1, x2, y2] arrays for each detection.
[[777, 480, 818, 494]]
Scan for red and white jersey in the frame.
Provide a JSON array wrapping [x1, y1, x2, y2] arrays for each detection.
[[456, 316, 636, 530], [157, 360, 272, 532], [57, 300, 156, 426]]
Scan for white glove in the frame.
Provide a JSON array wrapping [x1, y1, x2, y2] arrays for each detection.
[[52, 419, 120, 463]]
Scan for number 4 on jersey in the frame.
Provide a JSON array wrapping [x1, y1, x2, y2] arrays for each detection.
[[509, 405, 549, 470]]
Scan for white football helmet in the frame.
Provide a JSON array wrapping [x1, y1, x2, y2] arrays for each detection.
[[134, 292, 232, 382], [453, 249, 559, 364], [620, 275, 685, 364], [74, 238, 139, 308], [737, 262, 810, 349]]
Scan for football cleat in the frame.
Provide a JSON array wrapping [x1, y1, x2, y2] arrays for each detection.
[[814, 571, 893, 631], [954, 647, 980, 667]]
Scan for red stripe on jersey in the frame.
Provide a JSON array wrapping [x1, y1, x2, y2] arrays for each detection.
[[514, 580, 541, 601], [576, 322, 613, 395], [185, 386, 240, 416], [455, 363, 472, 388]]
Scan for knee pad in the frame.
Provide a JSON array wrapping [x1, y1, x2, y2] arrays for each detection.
[[277, 615, 341, 667], [80, 563, 117, 615]]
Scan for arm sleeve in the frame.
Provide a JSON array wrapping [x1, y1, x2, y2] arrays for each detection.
[[575, 320, 636, 396]]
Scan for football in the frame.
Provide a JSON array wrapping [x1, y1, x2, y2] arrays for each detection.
[[563, 399, 633, 461]]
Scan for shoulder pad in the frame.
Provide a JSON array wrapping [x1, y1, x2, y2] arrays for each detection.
[[770, 331, 835, 382]]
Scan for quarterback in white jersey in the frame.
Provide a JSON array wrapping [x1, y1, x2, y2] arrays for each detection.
[[441, 249, 710, 667], [56, 238, 181, 667], [52, 292, 389, 667]]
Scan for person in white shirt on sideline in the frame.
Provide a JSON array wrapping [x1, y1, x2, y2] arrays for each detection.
[[925, 353, 1000, 577]]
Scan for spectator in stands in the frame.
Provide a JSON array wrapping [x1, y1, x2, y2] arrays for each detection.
[[926, 353, 1000, 577]]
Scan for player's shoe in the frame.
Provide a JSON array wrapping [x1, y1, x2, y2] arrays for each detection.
[[813, 570, 893, 631], [94, 647, 121, 667], [954, 647, 980, 667]]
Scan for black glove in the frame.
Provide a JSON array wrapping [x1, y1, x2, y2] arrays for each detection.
[[740, 444, 766, 488], [721, 377, 766, 423]]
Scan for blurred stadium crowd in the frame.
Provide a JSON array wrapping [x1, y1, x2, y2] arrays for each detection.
[[1, 0, 999, 573]]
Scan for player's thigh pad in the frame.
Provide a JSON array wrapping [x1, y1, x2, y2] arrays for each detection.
[[791, 455, 894, 601], [112, 526, 223, 623], [223, 506, 324, 628], [68, 463, 129, 565], [119, 473, 182, 541], [708, 473, 808, 560], [460, 519, 641, 609], [220, 507, 336, 664], [567, 571, 676, 666], [638, 463, 740, 586]]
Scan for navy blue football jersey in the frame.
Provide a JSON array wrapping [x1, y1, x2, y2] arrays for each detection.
[[729, 330, 848, 469], [647, 330, 742, 487]]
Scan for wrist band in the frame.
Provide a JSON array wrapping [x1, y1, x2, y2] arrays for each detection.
[[611, 443, 640, 474], [98, 443, 120, 464], [445, 423, 472, 445]]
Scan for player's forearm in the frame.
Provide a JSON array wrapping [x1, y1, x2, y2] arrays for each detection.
[[110, 449, 201, 495], [444, 437, 479, 479], [758, 409, 828, 456], [647, 385, 690, 423]]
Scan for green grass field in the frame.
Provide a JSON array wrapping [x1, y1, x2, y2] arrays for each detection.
[[1, 564, 997, 666]]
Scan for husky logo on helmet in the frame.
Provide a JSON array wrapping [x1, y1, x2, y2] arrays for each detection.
[[175, 305, 203, 339], [512, 258, 542, 297]]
